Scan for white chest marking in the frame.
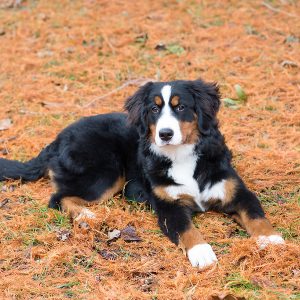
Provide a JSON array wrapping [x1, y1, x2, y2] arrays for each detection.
[[150, 144, 227, 210], [166, 149, 200, 206], [151, 144, 203, 209]]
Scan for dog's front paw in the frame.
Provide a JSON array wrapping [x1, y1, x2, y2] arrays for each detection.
[[257, 234, 285, 249], [187, 243, 218, 269]]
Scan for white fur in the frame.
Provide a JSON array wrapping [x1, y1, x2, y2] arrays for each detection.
[[187, 243, 218, 269], [75, 208, 96, 221], [155, 85, 182, 146], [150, 144, 230, 210], [150, 143, 204, 209], [201, 180, 226, 202], [257, 235, 285, 249], [150, 143, 195, 161]]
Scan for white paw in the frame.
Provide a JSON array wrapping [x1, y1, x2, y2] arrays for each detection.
[[187, 243, 218, 269], [257, 235, 285, 249], [75, 208, 96, 221]]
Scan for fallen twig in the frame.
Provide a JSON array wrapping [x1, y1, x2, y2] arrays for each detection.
[[82, 78, 155, 108], [0, 136, 17, 143], [102, 34, 116, 55], [0, 0, 22, 9], [0, 199, 9, 208], [262, 1, 299, 18]]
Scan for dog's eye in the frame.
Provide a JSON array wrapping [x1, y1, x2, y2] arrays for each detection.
[[151, 105, 160, 114], [176, 104, 185, 112]]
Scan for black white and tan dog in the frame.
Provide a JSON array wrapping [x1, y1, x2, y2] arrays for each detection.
[[0, 79, 284, 269]]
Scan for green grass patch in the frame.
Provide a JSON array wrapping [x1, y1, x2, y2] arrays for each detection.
[[233, 228, 249, 238], [44, 60, 61, 68], [277, 226, 299, 241], [73, 254, 95, 270], [57, 281, 80, 289], [210, 241, 231, 254], [52, 210, 72, 229], [144, 229, 164, 237], [32, 267, 49, 282], [226, 273, 261, 298], [166, 43, 185, 56], [265, 105, 277, 111]]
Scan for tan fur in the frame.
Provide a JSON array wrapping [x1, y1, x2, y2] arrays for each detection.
[[154, 96, 162, 106], [98, 176, 125, 203], [177, 193, 194, 201], [170, 95, 179, 107], [61, 197, 90, 218], [153, 186, 175, 202], [223, 178, 237, 204], [149, 124, 157, 143], [153, 186, 196, 207], [179, 225, 205, 250], [238, 211, 277, 236], [177, 193, 196, 207], [48, 169, 57, 190], [180, 119, 200, 144], [61, 177, 125, 218], [231, 213, 245, 227]]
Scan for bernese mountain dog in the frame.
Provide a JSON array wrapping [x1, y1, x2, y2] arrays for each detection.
[[0, 79, 284, 269]]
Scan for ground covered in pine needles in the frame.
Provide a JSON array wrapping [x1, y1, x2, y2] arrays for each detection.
[[0, 1, 299, 299]]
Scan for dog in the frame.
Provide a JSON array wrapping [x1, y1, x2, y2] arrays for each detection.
[[0, 79, 284, 269]]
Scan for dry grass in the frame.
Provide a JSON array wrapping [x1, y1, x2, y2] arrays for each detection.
[[0, 0, 299, 299]]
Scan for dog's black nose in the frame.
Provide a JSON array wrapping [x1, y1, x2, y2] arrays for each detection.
[[159, 128, 174, 141]]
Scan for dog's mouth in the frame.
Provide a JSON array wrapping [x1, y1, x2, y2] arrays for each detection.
[[156, 139, 183, 147], [158, 141, 172, 147]]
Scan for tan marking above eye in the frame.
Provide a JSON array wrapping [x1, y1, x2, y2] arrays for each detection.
[[154, 96, 162, 106], [170, 95, 180, 107]]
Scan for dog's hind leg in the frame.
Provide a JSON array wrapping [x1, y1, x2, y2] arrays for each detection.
[[49, 176, 125, 221], [60, 197, 97, 221]]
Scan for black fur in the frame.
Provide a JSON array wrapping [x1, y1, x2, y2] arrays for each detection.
[[0, 142, 57, 181], [1, 113, 145, 209], [0, 79, 268, 249], [126, 79, 267, 245]]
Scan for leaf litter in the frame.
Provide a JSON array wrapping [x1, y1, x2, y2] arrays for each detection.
[[0, 1, 299, 299]]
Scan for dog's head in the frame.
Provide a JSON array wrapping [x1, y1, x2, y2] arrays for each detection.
[[125, 79, 220, 147]]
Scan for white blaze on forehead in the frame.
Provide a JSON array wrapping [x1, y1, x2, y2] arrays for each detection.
[[161, 85, 172, 103], [155, 85, 182, 146]]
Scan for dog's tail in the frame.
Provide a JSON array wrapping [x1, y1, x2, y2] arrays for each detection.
[[0, 142, 58, 182]]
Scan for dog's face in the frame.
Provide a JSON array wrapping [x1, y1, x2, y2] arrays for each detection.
[[147, 84, 199, 146], [125, 79, 220, 147]]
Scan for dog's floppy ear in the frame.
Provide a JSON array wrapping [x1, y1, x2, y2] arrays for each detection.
[[124, 82, 153, 135], [187, 79, 220, 135]]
